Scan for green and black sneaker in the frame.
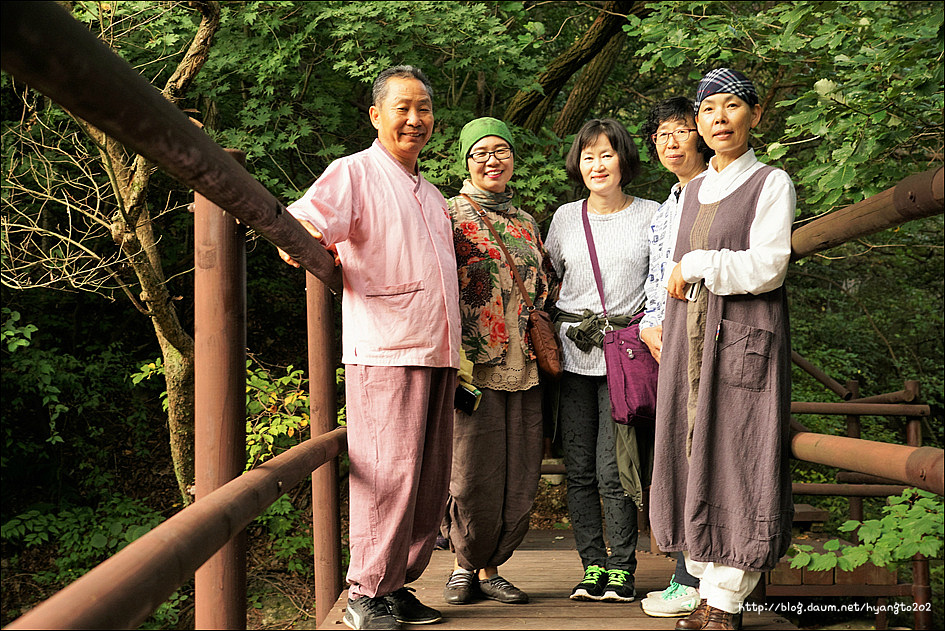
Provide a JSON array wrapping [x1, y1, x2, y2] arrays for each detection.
[[600, 568, 635, 602], [569, 564, 608, 601]]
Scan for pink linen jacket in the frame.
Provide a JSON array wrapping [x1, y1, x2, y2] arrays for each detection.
[[287, 140, 460, 368]]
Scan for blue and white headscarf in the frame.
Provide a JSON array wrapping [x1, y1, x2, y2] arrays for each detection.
[[694, 68, 758, 111]]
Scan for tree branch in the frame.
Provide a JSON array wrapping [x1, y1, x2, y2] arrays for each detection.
[[162, 1, 222, 104], [503, 0, 635, 132], [552, 29, 626, 138]]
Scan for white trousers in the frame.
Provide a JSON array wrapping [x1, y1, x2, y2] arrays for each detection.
[[684, 554, 761, 614]]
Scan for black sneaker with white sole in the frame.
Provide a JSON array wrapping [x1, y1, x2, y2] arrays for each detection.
[[384, 587, 442, 624], [600, 568, 635, 602], [569, 564, 608, 601], [344, 596, 400, 630]]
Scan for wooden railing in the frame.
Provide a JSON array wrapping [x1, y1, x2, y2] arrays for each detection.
[[4, 428, 347, 630], [2, 1, 942, 630]]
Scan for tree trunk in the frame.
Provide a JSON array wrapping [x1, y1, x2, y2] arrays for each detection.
[[503, 0, 635, 132], [89, 1, 220, 505], [552, 31, 626, 138], [475, 71, 489, 117], [160, 335, 196, 502]]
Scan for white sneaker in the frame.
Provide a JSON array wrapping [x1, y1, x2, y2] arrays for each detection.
[[641, 580, 700, 618], [646, 576, 677, 599]]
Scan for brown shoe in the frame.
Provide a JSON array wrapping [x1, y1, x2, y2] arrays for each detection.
[[674, 599, 707, 630], [702, 605, 742, 630]]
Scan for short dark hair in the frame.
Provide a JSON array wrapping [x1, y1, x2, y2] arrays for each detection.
[[642, 96, 714, 163], [372, 65, 434, 106], [565, 119, 641, 188]]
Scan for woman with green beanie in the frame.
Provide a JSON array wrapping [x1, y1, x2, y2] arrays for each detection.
[[441, 117, 552, 606]]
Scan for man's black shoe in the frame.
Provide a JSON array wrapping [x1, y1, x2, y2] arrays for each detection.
[[384, 587, 442, 624], [344, 596, 400, 630]]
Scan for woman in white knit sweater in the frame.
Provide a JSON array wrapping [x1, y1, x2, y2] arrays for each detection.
[[545, 119, 658, 604]]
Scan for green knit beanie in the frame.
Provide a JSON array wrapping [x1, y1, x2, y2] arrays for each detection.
[[458, 117, 515, 172]]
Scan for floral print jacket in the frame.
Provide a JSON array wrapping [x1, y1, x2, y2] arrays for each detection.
[[449, 181, 553, 367]]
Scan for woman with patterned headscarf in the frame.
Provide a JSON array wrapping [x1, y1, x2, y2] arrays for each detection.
[[650, 68, 796, 630], [441, 117, 552, 607]]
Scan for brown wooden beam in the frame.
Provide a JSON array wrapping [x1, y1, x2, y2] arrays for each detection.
[[792, 167, 944, 260], [836, 471, 903, 485], [791, 431, 944, 495], [791, 401, 929, 416], [848, 381, 919, 405], [791, 351, 853, 399], [792, 483, 908, 497]]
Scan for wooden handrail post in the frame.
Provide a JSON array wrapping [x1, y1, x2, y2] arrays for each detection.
[[844, 380, 864, 525], [913, 552, 932, 629], [194, 149, 248, 630], [307, 274, 343, 625], [906, 381, 923, 448]]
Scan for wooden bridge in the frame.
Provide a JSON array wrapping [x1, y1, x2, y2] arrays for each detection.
[[317, 532, 795, 630], [2, 2, 942, 630]]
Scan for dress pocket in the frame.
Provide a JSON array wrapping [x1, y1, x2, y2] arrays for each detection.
[[716, 319, 773, 391]]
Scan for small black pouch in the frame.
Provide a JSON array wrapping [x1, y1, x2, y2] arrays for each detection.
[[454, 382, 482, 415]]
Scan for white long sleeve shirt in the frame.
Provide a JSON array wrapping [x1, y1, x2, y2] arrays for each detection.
[[679, 149, 796, 296]]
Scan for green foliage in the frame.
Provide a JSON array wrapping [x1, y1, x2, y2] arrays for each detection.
[[131, 357, 168, 411], [245, 359, 311, 469], [141, 590, 189, 631], [0, 495, 188, 628], [621, 0, 943, 451], [789, 489, 944, 571], [1, 308, 37, 352], [130, 354, 346, 470], [188, 1, 562, 209], [624, 1, 943, 215], [1, 309, 68, 444], [253, 494, 315, 575], [1, 495, 162, 583], [1, 307, 163, 514]]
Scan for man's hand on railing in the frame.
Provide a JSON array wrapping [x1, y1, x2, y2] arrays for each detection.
[[278, 219, 340, 268]]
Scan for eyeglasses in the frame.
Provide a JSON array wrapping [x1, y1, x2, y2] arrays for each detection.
[[468, 147, 513, 163], [652, 129, 697, 145]]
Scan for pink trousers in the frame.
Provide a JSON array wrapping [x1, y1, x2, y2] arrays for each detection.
[[345, 364, 456, 599]]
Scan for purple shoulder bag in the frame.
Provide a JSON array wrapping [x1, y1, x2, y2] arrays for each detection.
[[581, 201, 659, 426]]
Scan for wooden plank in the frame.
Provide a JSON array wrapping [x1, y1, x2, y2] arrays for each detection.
[[801, 567, 834, 585], [766, 583, 912, 598], [768, 563, 803, 586], [835, 562, 897, 586], [317, 530, 796, 630], [792, 504, 830, 523]]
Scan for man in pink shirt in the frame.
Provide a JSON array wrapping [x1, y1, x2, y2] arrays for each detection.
[[281, 65, 460, 630]]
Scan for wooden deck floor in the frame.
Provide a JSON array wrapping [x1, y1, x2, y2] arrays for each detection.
[[317, 531, 796, 630]]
